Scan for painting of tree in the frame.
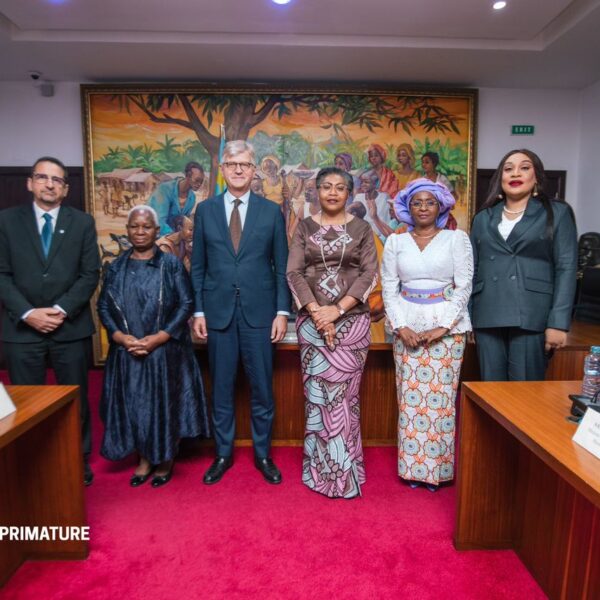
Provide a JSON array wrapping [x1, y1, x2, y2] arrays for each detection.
[[82, 84, 476, 358], [108, 92, 469, 194]]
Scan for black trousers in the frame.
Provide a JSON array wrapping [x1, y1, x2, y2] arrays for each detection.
[[4, 337, 92, 456], [474, 327, 547, 381]]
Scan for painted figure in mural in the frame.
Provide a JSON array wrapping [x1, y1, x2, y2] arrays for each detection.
[[260, 156, 286, 205], [354, 169, 391, 243], [367, 143, 400, 198], [286, 167, 378, 498], [250, 172, 265, 196], [347, 201, 367, 220], [157, 215, 194, 272], [0, 156, 101, 486], [334, 152, 360, 200], [287, 176, 320, 242], [395, 143, 420, 190], [98, 206, 209, 488], [148, 161, 205, 236], [381, 178, 473, 491], [470, 149, 577, 381], [98, 180, 112, 215], [421, 151, 453, 192], [191, 140, 290, 485]]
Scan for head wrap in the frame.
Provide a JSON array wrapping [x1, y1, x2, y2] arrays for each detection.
[[396, 143, 415, 164], [260, 155, 281, 172], [335, 153, 353, 171], [367, 144, 387, 161], [394, 178, 455, 229]]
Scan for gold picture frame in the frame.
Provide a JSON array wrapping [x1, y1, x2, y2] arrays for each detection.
[[81, 83, 478, 364]]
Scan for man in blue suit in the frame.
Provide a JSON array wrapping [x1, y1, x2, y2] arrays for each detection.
[[191, 140, 290, 484]]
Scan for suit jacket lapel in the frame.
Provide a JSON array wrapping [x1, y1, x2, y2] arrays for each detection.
[[488, 203, 513, 253], [46, 206, 72, 265], [506, 198, 544, 248], [237, 193, 259, 257], [21, 204, 47, 265], [211, 194, 235, 257]]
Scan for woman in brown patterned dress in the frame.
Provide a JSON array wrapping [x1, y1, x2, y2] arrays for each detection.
[[287, 167, 378, 498]]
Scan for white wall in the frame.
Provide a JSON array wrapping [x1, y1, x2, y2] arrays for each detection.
[[478, 87, 582, 212], [0, 81, 84, 165], [0, 80, 592, 224], [577, 79, 600, 233]]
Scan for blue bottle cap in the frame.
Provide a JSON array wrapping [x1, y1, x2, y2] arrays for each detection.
[[591, 346, 600, 354]]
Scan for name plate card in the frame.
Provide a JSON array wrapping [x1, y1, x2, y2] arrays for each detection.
[[573, 408, 600, 460], [0, 383, 17, 420]]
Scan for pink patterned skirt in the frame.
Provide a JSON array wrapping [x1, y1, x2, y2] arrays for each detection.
[[296, 312, 371, 498]]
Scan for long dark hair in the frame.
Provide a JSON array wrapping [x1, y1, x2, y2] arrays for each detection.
[[479, 148, 554, 238]]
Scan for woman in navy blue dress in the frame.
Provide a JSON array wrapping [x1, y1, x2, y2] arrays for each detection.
[[98, 205, 209, 487]]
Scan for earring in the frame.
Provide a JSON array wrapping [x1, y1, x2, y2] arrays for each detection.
[[532, 183, 539, 197], [497, 193, 504, 200]]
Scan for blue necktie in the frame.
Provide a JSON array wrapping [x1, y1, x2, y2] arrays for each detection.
[[41, 213, 53, 257]]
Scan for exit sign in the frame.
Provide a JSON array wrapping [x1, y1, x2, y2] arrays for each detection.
[[511, 125, 535, 135]]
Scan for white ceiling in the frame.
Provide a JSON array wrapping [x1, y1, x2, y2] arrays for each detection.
[[0, 0, 599, 88]]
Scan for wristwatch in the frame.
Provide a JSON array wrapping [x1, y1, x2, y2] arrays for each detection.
[[336, 303, 345, 316]]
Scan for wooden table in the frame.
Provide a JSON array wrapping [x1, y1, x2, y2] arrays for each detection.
[[455, 380, 600, 599], [0, 386, 89, 587]]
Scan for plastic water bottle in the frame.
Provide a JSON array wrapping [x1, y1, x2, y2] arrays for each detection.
[[582, 346, 600, 399]]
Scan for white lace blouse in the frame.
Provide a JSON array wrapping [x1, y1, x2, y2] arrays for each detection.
[[381, 229, 474, 334]]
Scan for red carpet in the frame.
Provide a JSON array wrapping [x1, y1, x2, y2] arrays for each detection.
[[1, 371, 545, 599]]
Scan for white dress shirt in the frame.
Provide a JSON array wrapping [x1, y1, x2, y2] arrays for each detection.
[[498, 211, 524, 240], [21, 203, 66, 321], [33, 202, 61, 234], [224, 189, 250, 227]]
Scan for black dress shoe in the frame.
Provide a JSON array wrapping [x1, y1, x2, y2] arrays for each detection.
[[130, 467, 154, 487], [84, 461, 94, 487], [151, 469, 173, 488], [254, 456, 282, 484], [203, 456, 233, 485]]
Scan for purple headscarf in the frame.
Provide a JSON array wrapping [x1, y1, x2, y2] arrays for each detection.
[[335, 153, 353, 172], [394, 178, 455, 229]]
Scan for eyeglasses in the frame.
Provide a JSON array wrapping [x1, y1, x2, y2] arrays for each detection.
[[318, 183, 348, 193], [32, 173, 67, 187], [222, 161, 255, 172], [409, 199, 438, 209]]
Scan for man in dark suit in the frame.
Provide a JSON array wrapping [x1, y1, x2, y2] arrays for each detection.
[[191, 141, 290, 485], [0, 157, 101, 485]]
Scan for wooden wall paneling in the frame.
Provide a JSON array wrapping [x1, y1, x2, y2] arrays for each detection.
[[476, 169, 567, 212]]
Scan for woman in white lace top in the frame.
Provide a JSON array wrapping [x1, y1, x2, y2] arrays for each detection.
[[382, 179, 473, 491]]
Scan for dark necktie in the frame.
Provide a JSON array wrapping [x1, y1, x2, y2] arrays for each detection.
[[41, 213, 53, 257], [229, 198, 242, 253]]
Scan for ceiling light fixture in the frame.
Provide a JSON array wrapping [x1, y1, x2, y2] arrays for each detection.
[[272, 0, 292, 4], [493, 1, 507, 9]]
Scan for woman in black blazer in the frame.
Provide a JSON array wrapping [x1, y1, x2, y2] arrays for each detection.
[[470, 149, 577, 381]]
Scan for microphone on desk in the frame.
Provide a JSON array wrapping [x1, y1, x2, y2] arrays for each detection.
[[568, 392, 600, 422]]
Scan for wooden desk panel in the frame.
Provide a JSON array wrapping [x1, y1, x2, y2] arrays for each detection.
[[0, 386, 88, 587], [196, 320, 599, 445], [455, 381, 600, 599]]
